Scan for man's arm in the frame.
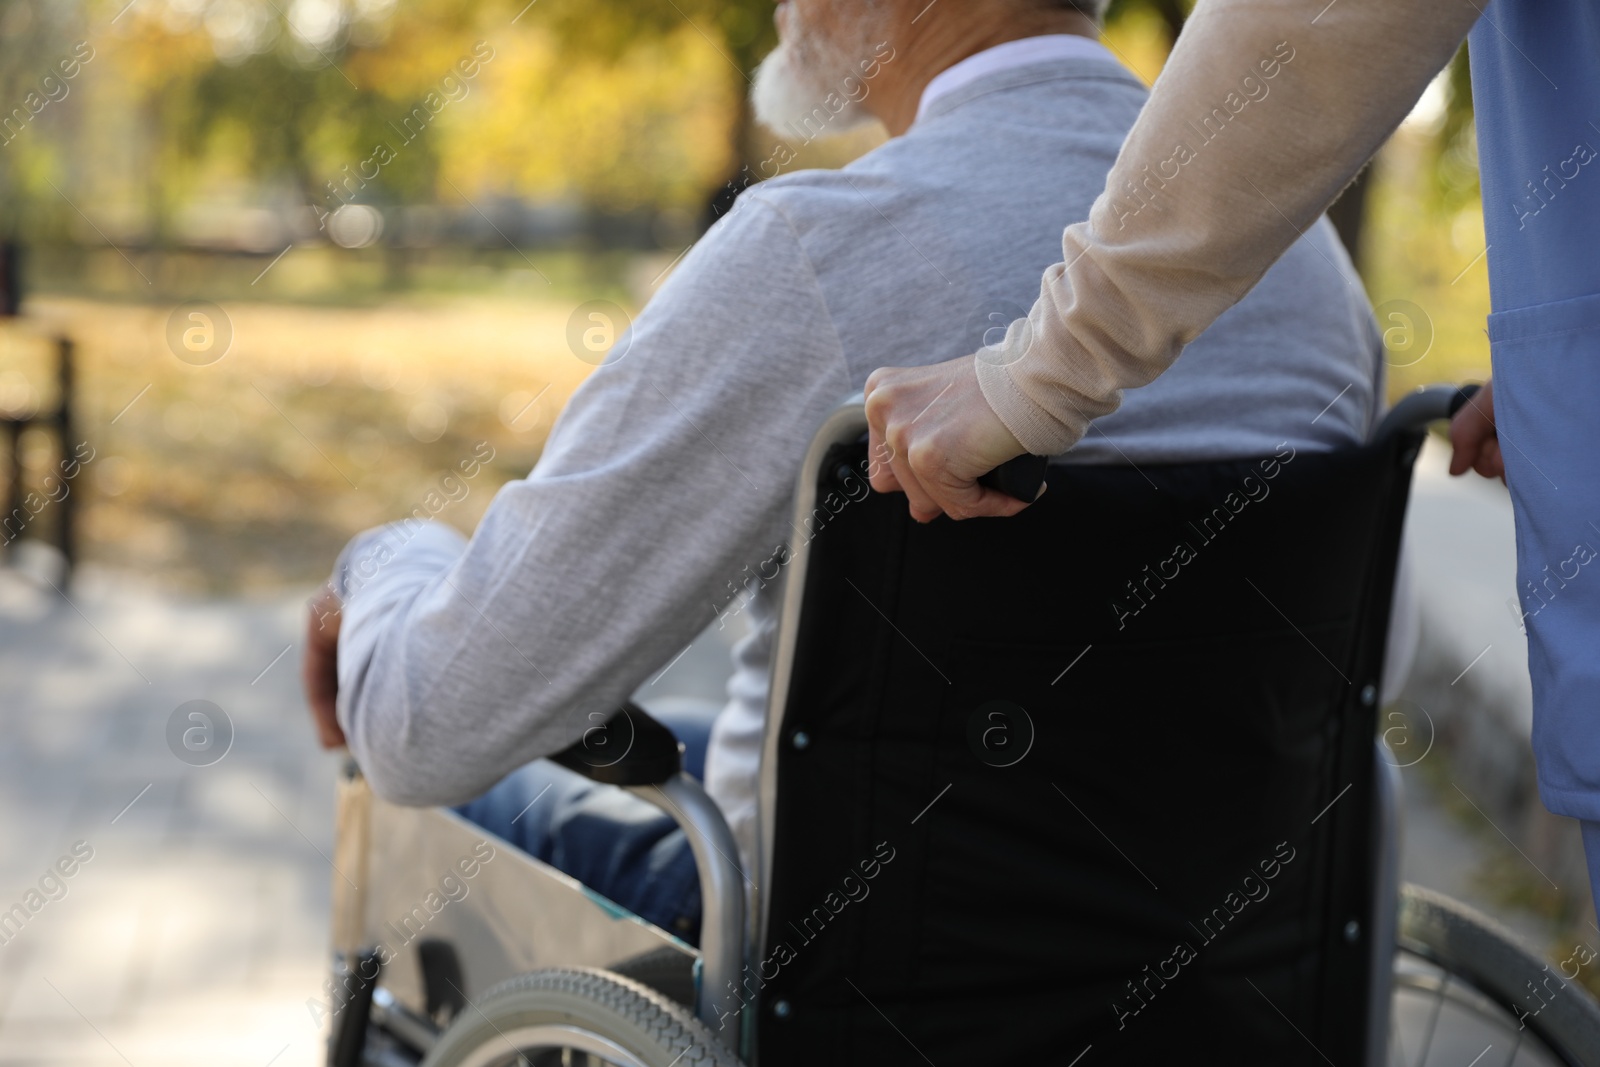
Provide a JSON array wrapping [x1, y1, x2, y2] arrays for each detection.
[[866, 0, 1480, 518], [328, 197, 850, 806]]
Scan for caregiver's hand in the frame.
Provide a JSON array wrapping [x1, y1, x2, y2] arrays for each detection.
[[864, 354, 1036, 523], [1448, 378, 1505, 483]]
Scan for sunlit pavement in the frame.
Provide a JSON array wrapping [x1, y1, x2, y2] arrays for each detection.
[[0, 568, 330, 1066], [0, 439, 1575, 1062]]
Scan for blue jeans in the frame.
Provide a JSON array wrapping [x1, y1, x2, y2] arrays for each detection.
[[454, 698, 718, 944]]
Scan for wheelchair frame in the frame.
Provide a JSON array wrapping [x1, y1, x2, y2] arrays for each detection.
[[326, 384, 1599, 1067]]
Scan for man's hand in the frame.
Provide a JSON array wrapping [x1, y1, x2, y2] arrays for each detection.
[[863, 355, 1037, 522], [302, 584, 347, 750], [1448, 379, 1505, 483]]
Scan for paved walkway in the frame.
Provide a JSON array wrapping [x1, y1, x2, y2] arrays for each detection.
[[0, 558, 748, 1067], [0, 438, 1582, 1062], [0, 565, 330, 1067]]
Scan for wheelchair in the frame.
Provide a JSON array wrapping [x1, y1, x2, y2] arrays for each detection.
[[323, 384, 1600, 1066]]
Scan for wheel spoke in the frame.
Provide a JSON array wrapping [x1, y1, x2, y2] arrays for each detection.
[[1415, 971, 1450, 1067], [1499, 1026, 1522, 1067], [1390, 1009, 1408, 1067]]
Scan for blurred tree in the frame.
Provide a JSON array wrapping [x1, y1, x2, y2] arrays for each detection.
[[436, 25, 733, 212], [126, 0, 486, 240], [1, 0, 1480, 273], [104, 0, 746, 244], [528, 0, 774, 221], [1426, 45, 1478, 214], [1105, 0, 1187, 48], [0, 0, 89, 239]]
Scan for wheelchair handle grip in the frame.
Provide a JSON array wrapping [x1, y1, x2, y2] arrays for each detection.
[[978, 453, 1049, 503], [1448, 382, 1483, 419]]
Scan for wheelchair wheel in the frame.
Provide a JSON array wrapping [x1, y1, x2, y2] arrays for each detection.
[[610, 946, 698, 1009], [1390, 884, 1600, 1066], [420, 967, 744, 1067]]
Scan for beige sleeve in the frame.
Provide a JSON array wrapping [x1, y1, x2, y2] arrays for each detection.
[[977, 0, 1480, 456]]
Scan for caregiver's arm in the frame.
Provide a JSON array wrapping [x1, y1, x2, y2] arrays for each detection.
[[865, 0, 1480, 520]]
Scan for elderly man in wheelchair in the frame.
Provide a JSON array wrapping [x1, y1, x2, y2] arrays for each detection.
[[300, 0, 1600, 1063]]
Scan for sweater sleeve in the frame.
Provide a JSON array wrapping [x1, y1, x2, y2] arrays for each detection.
[[977, 0, 1481, 456], [333, 196, 851, 807]]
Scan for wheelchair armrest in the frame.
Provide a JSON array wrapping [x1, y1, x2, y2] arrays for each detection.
[[549, 701, 684, 786], [551, 702, 747, 1030]]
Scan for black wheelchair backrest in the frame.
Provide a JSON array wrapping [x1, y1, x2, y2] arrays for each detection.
[[754, 426, 1424, 1065]]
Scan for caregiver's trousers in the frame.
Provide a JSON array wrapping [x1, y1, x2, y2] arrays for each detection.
[[1470, 0, 1600, 907]]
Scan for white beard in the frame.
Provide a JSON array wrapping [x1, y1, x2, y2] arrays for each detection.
[[750, 19, 881, 139]]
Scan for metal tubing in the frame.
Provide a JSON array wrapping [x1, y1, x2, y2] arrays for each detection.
[[1366, 740, 1402, 1065], [628, 773, 746, 1033]]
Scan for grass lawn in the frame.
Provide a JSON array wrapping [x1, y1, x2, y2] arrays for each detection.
[[3, 289, 615, 592]]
